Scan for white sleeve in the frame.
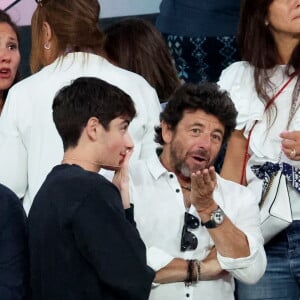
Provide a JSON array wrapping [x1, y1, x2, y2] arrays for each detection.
[[0, 89, 28, 198], [218, 186, 267, 284], [218, 61, 265, 134]]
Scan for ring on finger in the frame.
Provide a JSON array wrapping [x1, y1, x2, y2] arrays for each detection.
[[290, 148, 297, 159]]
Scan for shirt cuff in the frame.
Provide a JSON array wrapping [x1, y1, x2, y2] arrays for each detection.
[[146, 246, 174, 271], [217, 234, 266, 284], [124, 204, 135, 226]]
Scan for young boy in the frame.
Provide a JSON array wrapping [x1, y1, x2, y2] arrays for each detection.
[[28, 77, 154, 300]]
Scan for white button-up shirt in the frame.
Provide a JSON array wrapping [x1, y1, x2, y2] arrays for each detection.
[[130, 152, 266, 300]]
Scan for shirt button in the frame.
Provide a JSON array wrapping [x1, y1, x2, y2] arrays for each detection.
[[169, 174, 174, 179], [176, 188, 180, 193], [186, 293, 190, 298]]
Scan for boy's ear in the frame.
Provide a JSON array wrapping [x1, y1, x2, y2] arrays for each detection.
[[85, 117, 100, 141]]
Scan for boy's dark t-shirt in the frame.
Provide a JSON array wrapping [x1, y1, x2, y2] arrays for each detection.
[[28, 164, 154, 300]]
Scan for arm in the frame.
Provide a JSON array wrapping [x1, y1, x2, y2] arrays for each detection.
[[154, 258, 188, 283], [191, 170, 266, 283], [72, 185, 154, 300], [216, 187, 266, 284], [0, 188, 28, 299], [221, 129, 247, 185], [154, 247, 226, 284], [0, 90, 28, 198], [191, 167, 250, 259]]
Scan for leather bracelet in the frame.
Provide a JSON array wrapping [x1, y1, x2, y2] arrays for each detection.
[[184, 259, 195, 287], [195, 260, 201, 281]]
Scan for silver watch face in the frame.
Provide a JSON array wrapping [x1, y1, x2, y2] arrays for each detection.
[[212, 208, 224, 225]]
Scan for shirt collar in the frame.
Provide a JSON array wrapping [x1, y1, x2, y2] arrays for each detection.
[[146, 148, 222, 190], [146, 148, 172, 180]]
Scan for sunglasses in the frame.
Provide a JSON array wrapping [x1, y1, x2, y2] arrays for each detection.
[[180, 212, 200, 251]]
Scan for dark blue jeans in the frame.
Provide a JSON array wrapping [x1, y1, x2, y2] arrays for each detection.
[[236, 221, 300, 300]]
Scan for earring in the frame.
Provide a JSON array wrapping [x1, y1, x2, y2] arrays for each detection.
[[44, 43, 51, 50], [265, 20, 269, 26]]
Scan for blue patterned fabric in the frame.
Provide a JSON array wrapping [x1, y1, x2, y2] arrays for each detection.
[[165, 34, 239, 83], [251, 162, 300, 198]]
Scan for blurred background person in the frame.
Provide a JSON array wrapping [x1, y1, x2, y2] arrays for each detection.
[[0, 9, 21, 114], [219, 0, 300, 299], [104, 18, 181, 104], [0, 10, 27, 300], [0, 0, 161, 214], [156, 0, 240, 84], [0, 183, 28, 300]]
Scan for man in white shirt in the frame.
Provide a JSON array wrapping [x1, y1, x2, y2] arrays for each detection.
[[130, 82, 266, 300]]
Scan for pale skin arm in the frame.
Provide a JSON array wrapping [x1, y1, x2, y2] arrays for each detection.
[[221, 129, 247, 185], [112, 149, 133, 209], [154, 247, 226, 283], [191, 167, 250, 259]]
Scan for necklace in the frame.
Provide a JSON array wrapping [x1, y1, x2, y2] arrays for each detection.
[[180, 185, 191, 191]]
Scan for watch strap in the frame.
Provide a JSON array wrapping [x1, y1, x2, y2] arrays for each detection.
[[201, 219, 217, 228], [201, 206, 224, 228]]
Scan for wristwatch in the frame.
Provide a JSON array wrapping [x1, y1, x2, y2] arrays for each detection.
[[201, 206, 225, 228]]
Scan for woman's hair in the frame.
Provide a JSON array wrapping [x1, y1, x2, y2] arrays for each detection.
[[104, 18, 181, 102], [238, 0, 300, 110], [0, 10, 21, 102], [30, 0, 104, 73]]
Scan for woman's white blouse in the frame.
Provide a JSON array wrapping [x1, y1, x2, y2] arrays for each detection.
[[0, 52, 161, 214]]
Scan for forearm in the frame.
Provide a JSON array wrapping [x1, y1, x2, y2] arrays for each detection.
[[208, 218, 250, 258], [221, 129, 247, 184], [154, 254, 226, 284], [154, 258, 188, 283], [199, 206, 250, 258]]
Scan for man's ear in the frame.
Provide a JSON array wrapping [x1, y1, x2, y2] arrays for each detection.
[[85, 117, 100, 141], [161, 121, 173, 144]]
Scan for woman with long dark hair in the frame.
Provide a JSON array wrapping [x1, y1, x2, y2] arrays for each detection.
[[219, 0, 300, 298]]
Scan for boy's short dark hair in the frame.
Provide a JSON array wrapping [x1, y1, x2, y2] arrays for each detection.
[[53, 77, 136, 150], [155, 82, 237, 145]]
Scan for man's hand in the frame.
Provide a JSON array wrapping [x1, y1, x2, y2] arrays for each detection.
[[190, 166, 217, 213]]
